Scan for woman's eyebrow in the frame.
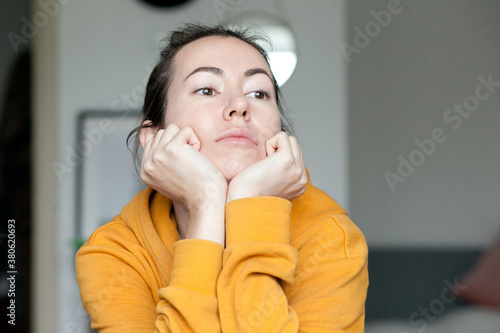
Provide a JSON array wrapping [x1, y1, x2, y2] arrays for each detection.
[[245, 68, 273, 82], [183, 66, 273, 83], [184, 66, 223, 81]]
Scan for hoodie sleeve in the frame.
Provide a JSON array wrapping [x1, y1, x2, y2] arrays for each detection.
[[76, 222, 224, 333], [217, 197, 368, 333], [154, 239, 223, 332]]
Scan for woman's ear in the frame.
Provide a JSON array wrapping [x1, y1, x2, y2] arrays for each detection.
[[139, 120, 156, 149]]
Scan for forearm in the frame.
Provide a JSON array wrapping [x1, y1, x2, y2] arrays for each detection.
[[156, 239, 224, 332], [217, 197, 300, 332]]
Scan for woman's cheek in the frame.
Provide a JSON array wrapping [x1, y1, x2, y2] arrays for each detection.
[[170, 106, 209, 131], [257, 124, 280, 146]]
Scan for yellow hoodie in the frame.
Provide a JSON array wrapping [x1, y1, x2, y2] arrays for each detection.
[[76, 175, 368, 332]]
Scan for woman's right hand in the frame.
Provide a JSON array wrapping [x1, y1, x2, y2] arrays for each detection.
[[140, 123, 227, 215]]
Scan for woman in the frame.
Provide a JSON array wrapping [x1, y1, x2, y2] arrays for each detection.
[[76, 23, 368, 332]]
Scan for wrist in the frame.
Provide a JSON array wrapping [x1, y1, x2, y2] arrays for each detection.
[[185, 179, 227, 209], [227, 182, 259, 202], [185, 201, 225, 246]]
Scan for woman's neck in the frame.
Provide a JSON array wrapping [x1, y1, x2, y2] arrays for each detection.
[[170, 198, 226, 246]]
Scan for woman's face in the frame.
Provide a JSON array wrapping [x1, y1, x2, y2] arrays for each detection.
[[165, 36, 282, 181]]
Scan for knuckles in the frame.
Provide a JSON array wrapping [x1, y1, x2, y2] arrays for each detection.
[[139, 169, 152, 185], [280, 154, 294, 168], [300, 173, 307, 186], [277, 131, 288, 140], [141, 160, 155, 174]]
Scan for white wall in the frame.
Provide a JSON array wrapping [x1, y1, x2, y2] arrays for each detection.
[[348, 0, 500, 248], [33, 0, 348, 331]]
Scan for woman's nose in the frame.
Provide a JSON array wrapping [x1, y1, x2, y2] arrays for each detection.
[[222, 93, 250, 121]]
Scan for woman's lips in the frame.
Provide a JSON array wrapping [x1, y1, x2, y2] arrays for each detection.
[[215, 128, 258, 146]]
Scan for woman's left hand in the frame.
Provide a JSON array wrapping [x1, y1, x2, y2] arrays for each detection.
[[227, 132, 307, 202]]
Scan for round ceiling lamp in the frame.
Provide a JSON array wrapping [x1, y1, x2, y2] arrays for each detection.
[[225, 11, 298, 87], [138, 0, 192, 8]]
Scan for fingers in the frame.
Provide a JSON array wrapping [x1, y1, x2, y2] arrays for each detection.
[[170, 126, 201, 151], [266, 131, 291, 156], [147, 124, 203, 158], [266, 132, 303, 165], [154, 124, 180, 151], [142, 124, 181, 174], [230, 131, 306, 201], [288, 136, 306, 191], [139, 120, 155, 150], [164, 123, 181, 143], [288, 136, 303, 164], [142, 127, 164, 167], [148, 125, 201, 153], [142, 133, 154, 160], [277, 134, 306, 196]]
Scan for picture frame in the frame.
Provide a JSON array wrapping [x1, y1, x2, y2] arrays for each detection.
[[75, 110, 145, 246]]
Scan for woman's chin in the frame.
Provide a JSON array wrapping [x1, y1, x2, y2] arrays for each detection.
[[219, 158, 249, 182], [202, 146, 267, 182]]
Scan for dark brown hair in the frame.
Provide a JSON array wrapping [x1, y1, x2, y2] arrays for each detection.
[[127, 23, 293, 170]]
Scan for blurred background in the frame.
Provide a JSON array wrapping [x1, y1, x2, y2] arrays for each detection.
[[0, 0, 499, 332]]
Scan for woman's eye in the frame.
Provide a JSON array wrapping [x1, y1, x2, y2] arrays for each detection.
[[196, 87, 216, 96], [248, 90, 269, 100]]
